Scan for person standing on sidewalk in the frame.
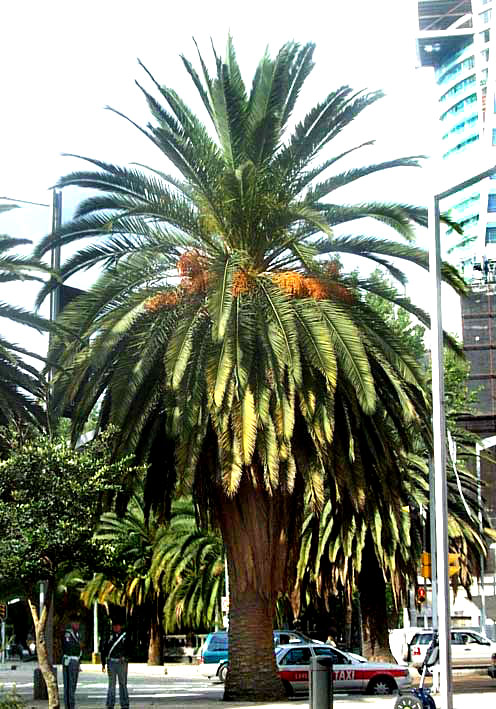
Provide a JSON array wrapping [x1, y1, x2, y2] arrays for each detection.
[[100, 619, 131, 709], [61, 616, 82, 709]]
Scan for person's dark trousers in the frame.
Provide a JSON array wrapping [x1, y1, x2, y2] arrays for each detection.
[[63, 659, 79, 709], [106, 658, 129, 708]]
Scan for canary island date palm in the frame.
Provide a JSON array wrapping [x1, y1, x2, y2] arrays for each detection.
[[0, 205, 52, 428], [35, 39, 466, 700], [297, 438, 491, 661]]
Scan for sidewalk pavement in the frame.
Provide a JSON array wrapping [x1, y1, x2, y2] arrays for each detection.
[[0, 661, 494, 709]]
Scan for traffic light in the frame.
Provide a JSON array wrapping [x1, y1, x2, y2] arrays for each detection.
[[448, 553, 460, 577], [420, 551, 460, 579], [421, 551, 432, 579], [0, 603, 7, 620], [417, 587, 427, 604]]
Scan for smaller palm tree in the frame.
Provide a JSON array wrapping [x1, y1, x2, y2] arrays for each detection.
[[151, 498, 225, 632], [82, 485, 166, 664]]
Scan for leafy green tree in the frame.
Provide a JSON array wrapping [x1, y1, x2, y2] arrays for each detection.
[[35, 40, 466, 700], [0, 426, 140, 709]]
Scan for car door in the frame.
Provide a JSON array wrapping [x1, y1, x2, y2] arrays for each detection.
[[314, 646, 359, 691], [277, 646, 312, 693], [458, 631, 494, 667], [450, 631, 468, 667]]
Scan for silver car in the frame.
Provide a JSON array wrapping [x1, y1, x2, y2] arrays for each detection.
[[409, 629, 496, 670]]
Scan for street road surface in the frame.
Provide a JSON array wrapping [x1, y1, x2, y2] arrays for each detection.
[[1, 663, 495, 707]]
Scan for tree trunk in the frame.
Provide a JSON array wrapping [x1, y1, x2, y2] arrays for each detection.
[[215, 464, 300, 701], [27, 583, 60, 709], [147, 615, 162, 665], [357, 534, 395, 662], [343, 592, 353, 650]]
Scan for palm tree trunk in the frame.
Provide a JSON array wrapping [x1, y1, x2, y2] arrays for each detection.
[[27, 584, 60, 709], [147, 614, 162, 665], [357, 534, 395, 662], [216, 463, 299, 701], [343, 590, 353, 650]]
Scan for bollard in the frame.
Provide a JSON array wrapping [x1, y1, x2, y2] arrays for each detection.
[[309, 656, 333, 709], [33, 667, 48, 700]]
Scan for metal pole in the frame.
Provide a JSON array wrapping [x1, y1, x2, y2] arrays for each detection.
[[40, 189, 62, 671], [49, 189, 62, 324], [224, 555, 229, 600], [93, 601, 98, 655], [429, 460, 437, 631], [1, 621, 5, 664], [476, 443, 487, 635], [39, 582, 45, 614], [429, 193, 453, 709]]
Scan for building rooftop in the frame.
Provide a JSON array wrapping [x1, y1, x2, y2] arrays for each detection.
[[417, 1, 473, 66], [418, 1, 472, 32]]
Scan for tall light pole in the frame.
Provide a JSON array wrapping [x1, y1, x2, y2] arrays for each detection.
[[429, 163, 496, 709]]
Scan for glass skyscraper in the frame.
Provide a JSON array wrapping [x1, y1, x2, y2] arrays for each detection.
[[417, 0, 496, 281], [417, 1, 496, 529]]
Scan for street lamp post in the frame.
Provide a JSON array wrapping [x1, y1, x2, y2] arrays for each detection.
[[429, 163, 496, 709]]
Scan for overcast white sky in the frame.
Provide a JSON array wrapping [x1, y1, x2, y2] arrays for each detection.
[[1, 0, 457, 353]]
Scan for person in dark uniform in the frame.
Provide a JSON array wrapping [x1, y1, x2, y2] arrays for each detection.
[[100, 619, 130, 709], [61, 617, 82, 709]]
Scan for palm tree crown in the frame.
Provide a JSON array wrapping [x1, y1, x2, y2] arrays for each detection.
[[35, 39, 466, 700]]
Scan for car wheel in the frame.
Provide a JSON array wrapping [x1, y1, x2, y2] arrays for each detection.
[[218, 663, 228, 683], [367, 676, 397, 695]]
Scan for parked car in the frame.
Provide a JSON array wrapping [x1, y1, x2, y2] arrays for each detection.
[[276, 643, 411, 696], [406, 629, 496, 670], [198, 629, 316, 680]]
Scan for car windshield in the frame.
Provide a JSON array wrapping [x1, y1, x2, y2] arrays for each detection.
[[345, 651, 367, 663], [413, 634, 432, 645]]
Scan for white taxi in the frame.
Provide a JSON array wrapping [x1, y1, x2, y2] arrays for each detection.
[[276, 643, 412, 696]]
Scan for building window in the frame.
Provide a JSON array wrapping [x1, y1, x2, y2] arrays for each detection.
[[489, 194, 496, 212], [442, 134, 479, 158], [440, 74, 476, 103], [441, 93, 477, 121], [486, 227, 496, 244], [438, 56, 475, 85]]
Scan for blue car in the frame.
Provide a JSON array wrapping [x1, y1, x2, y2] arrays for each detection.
[[199, 629, 318, 682]]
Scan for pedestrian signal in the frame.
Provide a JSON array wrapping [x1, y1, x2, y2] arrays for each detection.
[[0, 603, 6, 620], [417, 587, 427, 604]]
